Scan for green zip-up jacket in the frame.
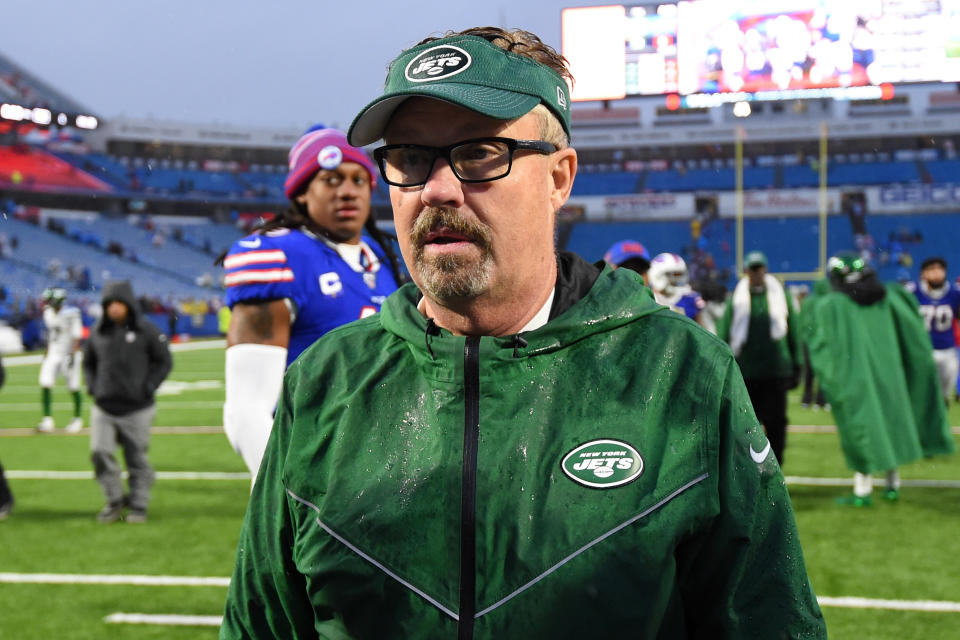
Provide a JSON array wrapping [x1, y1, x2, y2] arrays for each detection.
[[221, 258, 825, 639]]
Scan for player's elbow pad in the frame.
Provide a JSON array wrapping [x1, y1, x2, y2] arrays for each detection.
[[223, 344, 287, 475]]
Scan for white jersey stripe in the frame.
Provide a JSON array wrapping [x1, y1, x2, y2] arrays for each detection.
[[223, 250, 287, 269], [224, 268, 295, 287]]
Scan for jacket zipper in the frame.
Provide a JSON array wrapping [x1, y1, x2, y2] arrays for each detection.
[[459, 336, 481, 640]]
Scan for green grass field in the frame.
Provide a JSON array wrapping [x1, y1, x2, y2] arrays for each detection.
[[1, 339, 958, 638]]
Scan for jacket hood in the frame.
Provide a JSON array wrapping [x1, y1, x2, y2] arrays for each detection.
[[833, 272, 887, 306], [100, 280, 139, 323], [379, 261, 662, 362]]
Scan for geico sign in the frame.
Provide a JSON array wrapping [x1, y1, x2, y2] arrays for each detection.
[[880, 183, 960, 204]]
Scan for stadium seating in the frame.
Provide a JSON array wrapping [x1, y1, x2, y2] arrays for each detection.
[[0, 146, 112, 191], [570, 172, 643, 196], [1, 216, 220, 300], [828, 161, 920, 186], [925, 159, 960, 183], [561, 211, 960, 291]]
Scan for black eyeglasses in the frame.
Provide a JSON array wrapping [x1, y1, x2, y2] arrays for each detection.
[[373, 137, 557, 187]]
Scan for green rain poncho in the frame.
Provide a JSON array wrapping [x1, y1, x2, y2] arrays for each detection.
[[804, 281, 954, 473]]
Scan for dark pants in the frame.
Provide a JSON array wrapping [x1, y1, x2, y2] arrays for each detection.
[[90, 404, 156, 510], [0, 462, 12, 508], [744, 377, 788, 467]]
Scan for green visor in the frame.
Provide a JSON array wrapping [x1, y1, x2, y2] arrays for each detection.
[[348, 35, 571, 147]]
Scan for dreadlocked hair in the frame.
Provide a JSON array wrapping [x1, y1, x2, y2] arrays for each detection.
[[214, 201, 407, 286]]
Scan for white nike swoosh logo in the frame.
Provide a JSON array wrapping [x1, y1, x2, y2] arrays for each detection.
[[238, 237, 261, 248], [750, 441, 771, 464]]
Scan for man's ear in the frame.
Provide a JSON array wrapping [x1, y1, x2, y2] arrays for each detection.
[[549, 147, 577, 214]]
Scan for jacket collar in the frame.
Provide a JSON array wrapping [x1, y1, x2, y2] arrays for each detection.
[[380, 251, 661, 362]]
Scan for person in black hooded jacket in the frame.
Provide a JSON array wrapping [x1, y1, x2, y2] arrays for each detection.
[[83, 280, 171, 523]]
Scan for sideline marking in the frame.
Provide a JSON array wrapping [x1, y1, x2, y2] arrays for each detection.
[[0, 573, 230, 586], [817, 596, 960, 613], [4, 469, 957, 487], [105, 613, 222, 627], [3, 574, 959, 615], [6, 470, 248, 481], [3, 339, 226, 367]]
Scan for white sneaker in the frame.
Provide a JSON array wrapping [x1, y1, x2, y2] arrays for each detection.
[[37, 417, 55, 433], [65, 418, 83, 433]]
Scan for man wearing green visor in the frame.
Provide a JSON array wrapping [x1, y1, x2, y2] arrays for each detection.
[[221, 27, 825, 639]]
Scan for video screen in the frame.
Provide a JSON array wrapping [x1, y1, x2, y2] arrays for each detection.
[[624, 4, 680, 95], [677, 0, 959, 94], [561, 0, 960, 100]]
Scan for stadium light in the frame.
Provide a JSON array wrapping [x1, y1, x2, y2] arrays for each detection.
[[0, 103, 26, 121], [57, 113, 69, 126], [75, 114, 99, 130], [31, 108, 52, 126], [732, 101, 752, 118]]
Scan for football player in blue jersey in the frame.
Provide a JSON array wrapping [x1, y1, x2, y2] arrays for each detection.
[[647, 252, 707, 327], [221, 127, 404, 479], [905, 256, 960, 404]]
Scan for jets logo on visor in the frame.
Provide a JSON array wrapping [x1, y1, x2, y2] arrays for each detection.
[[405, 45, 472, 82], [318, 145, 343, 170], [561, 439, 644, 489]]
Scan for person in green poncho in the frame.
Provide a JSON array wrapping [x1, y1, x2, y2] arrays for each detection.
[[804, 252, 955, 506]]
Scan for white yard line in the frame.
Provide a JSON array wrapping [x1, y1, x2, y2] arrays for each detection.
[[0, 425, 223, 438], [3, 572, 959, 619], [3, 339, 225, 367], [0, 573, 229, 586], [6, 470, 248, 480], [15, 470, 955, 488], [785, 476, 960, 489], [104, 613, 223, 627], [2, 401, 221, 411], [817, 596, 960, 613], [0, 425, 224, 436]]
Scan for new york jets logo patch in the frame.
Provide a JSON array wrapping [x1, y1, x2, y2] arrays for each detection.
[[405, 45, 471, 82], [561, 439, 643, 489]]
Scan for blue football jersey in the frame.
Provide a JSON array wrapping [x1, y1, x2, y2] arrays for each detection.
[[224, 228, 399, 365], [905, 280, 960, 349], [655, 289, 705, 320]]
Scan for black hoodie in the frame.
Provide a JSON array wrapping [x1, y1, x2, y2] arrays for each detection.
[[82, 281, 172, 415]]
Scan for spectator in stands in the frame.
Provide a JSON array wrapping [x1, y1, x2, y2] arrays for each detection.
[[602, 239, 650, 282], [83, 280, 171, 523], [716, 250, 801, 466], [220, 27, 824, 638], [905, 256, 960, 405], [805, 253, 954, 506], [220, 126, 405, 480]]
